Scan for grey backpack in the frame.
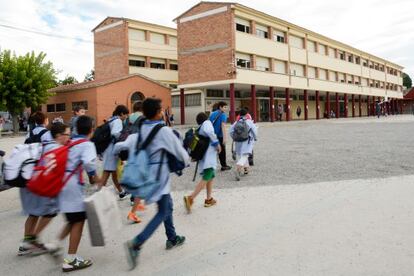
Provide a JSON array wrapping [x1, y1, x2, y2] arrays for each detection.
[[233, 119, 250, 142]]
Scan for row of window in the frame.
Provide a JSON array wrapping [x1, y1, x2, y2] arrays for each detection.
[[235, 17, 401, 77], [46, 101, 88, 113], [172, 94, 201, 107], [235, 53, 403, 92], [128, 56, 178, 70], [129, 28, 177, 46]]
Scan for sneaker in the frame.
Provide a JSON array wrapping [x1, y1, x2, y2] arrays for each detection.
[[244, 168, 249, 175], [119, 190, 129, 200], [221, 165, 232, 171], [204, 198, 217, 208], [183, 196, 193, 214], [30, 241, 49, 256], [18, 241, 33, 256], [127, 212, 141, 224], [234, 170, 240, 181], [62, 257, 93, 272], [166, 235, 186, 250], [124, 240, 140, 270], [136, 204, 146, 212]]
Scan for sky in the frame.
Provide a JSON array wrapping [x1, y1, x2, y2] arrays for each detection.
[[0, 0, 413, 83]]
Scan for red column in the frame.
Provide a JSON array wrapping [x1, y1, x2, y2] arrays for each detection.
[[351, 94, 355, 117], [251, 85, 257, 121], [316, 90, 320, 120], [371, 96, 375, 116], [229, 83, 235, 123], [180, 88, 185, 125], [394, 99, 397, 114], [285, 88, 291, 121], [344, 93, 348, 118], [367, 96, 370, 116], [358, 95, 362, 117], [304, 90, 308, 120], [399, 100, 402, 114], [269, 87, 275, 122], [335, 92, 339, 118], [391, 99, 395, 115], [326, 92, 330, 119]]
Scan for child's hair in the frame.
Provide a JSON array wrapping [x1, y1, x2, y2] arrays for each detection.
[[112, 105, 129, 116], [217, 101, 228, 109], [239, 108, 247, 116], [31, 111, 47, 125], [133, 101, 143, 112], [50, 122, 68, 139], [143, 98, 162, 119], [196, 112, 208, 125], [76, 115, 93, 135], [73, 106, 84, 113]]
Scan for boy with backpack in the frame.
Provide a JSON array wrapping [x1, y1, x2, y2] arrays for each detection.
[[183, 112, 221, 213], [18, 122, 71, 256], [209, 101, 231, 171], [119, 98, 189, 270], [230, 108, 258, 181], [100, 105, 129, 199], [25, 111, 53, 144]]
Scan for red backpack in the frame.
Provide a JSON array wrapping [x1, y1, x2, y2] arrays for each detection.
[[27, 139, 88, 197]]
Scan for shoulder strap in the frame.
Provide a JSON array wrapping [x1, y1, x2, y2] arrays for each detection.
[[37, 129, 48, 137], [212, 111, 222, 125], [136, 123, 164, 152]]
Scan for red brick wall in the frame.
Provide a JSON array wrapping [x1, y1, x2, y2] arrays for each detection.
[[178, 3, 235, 85], [94, 18, 129, 81]]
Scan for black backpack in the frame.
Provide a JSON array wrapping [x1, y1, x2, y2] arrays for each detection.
[[91, 118, 116, 155], [117, 117, 145, 161], [24, 128, 48, 144], [183, 126, 210, 162]]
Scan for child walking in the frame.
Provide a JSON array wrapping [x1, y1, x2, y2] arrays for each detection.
[[120, 98, 190, 270], [183, 112, 221, 213]]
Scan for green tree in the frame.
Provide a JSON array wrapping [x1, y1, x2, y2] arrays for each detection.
[[403, 73, 412, 88], [59, 75, 78, 85], [84, 69, 95, 82], [0, 50, 57, 132]]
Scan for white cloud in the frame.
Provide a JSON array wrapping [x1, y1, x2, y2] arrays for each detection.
[[0, 0, 413, 81]]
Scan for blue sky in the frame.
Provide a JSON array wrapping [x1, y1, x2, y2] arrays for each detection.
[[0, 0, 413, 84]]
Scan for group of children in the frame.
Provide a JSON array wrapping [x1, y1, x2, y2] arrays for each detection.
[[16, 97, 258, 272]]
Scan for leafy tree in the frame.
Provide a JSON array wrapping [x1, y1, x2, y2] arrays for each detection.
[[84, 69, 95, 82], [59, 75, 78, 85], [403, 73, 412, 88], [0, 50, 57, 132]]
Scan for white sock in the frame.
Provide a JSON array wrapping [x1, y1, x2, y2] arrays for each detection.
[[66, 254, 76, 261]]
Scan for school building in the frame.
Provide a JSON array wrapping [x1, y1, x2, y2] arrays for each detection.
[[43, 17, 178, 124], [172, 1, 404, 124]]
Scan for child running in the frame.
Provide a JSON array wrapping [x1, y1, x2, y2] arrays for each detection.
[[101, 105, 129, 199], [183, 112, 221, 213], [18, 120, 69, 256], [119, 98, 190, 270], [230, 108, 258, 180], [55, 116, 101, 272]]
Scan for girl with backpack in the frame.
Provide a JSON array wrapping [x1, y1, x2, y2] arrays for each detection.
[[100, 105, 129, 199], [18, 122, 70, 256], [230, 108, 258, 181], [183, 112, 221, 213]]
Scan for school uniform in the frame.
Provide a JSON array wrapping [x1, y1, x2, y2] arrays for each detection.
[[230, 117, 258, 167], [25, 125, 53, 143], [102, 116, 123, 172], [198, 120, 220, 180], [58, 136, 97, 223], [20, 128, 57, 217]]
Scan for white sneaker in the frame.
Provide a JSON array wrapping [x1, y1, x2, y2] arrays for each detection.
[[62, 256, 93, 272]]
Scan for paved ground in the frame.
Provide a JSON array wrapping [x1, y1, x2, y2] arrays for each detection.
[[0, 115, 413, 275]]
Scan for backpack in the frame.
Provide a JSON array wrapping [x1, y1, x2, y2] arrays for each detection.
[[0, 150, 6, 186], [120, 124, 165, 201], [183, 126, 210, 161], [24, 128, 48, 144], [2, 143, 43, 188], [232, 118, 250, 142], [26, 139, 88, 197], [91, 118, 116, 155]]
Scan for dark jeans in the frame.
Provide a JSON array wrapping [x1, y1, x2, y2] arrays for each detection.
[[218, 137, 228, 167], [133, 194, 176, 246]]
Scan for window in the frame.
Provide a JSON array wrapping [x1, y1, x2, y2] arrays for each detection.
[[225, 90, 241, 98], [374, 64, 379, 70], [308, 40, 316, 52], [318, 43, 327, 55], [72, 101, 88, 110], [338, 73, 345, 83], [235, 18, 250, 33], [150, 58, 166, 69], [328, 47, 335, 58], [361, 78, 368, 86], [274, 60, 286, 74], [355, 56, 361, 65], [172, 95, 180, 107], [348, 55, 354, 63], [150, 32, 165, 44], [290, 63, 305, 77], [169, 36, 177, 46], [236, 53, 251, 69], [129, 29, 146, 41], [319, 69, 327, 80], [206, 89, 223, 98], [169, 61, 178, 71], [47, 104, 55, 113], [273, 29, 285, 43], [329, 71, 336, 81], [56, 103, 65, 112], [339, 51, 345, 60], [256, 24, 268, 39], [185, 94, 201, 106], [129, 60, 145, 67], [307, 66, 316, 79], [289, 35, 304, 49], [362, 59, 368, 67], [256, 56, 270, 71], [347, 75, 353, 84], [355, 77, 361, 85]]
